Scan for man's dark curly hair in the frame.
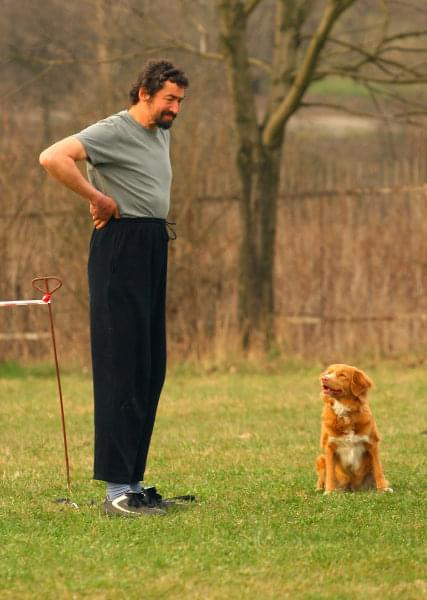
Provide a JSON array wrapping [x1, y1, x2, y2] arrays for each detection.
[[129, 60, 189, 104]]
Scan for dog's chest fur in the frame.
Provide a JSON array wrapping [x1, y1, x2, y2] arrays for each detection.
[[329, 400, 370, 471]]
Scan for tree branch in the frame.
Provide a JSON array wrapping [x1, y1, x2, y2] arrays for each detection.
[[381, 45, 427, 54], [171, 38, 271, 73], [1, 64, 54, 101], [364, 82, 427, 111], [244, 0, 263, 17], [217, 0, 259, 151], [262, 0, 357, 147], [382, 29, 427, 44], [12, 42, 271, 75], [325, 37, 426, 78]]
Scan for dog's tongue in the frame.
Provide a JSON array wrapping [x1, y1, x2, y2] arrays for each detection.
[[323, 385, 341, 396]]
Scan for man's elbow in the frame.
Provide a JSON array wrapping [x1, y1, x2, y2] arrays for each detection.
[[39, 138, 84, 172], [39, 147, 65, 174], [39, 148, 53, 170]]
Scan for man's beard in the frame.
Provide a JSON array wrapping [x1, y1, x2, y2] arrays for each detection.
[[155, 110, 176, 130]]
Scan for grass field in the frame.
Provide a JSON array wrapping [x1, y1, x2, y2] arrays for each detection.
[[0, 360, 426, 599]]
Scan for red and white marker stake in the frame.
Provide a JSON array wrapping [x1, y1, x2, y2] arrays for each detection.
[[0, 276, 77, 508], [0, 298, 51, 307]]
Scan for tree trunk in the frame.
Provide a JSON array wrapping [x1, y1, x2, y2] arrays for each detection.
[[95, 0, 113, 116], [218, 0, 285, 349], [218, 0, 357, 351], [238, 140, 283, 350]]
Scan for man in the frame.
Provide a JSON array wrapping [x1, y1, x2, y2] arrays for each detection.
[[39, 60, 189, 517]]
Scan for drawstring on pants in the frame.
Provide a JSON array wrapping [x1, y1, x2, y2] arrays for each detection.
[[166, 221, 177, 240]]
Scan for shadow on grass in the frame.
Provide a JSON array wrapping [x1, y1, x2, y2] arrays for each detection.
[[0, 361, 56, 379]]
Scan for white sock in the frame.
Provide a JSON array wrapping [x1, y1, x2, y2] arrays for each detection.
[[129, 481, 142, 493], [106, 482, 131, 501]]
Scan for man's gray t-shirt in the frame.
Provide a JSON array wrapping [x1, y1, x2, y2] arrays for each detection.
[[74, 110, 172, 218]]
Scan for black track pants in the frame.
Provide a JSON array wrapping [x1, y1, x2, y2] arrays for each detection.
[[88, 217, 168, 483]]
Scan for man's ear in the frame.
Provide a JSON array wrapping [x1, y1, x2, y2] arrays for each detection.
[[350, 369, 373, 397], [138, 87, 151, 102]]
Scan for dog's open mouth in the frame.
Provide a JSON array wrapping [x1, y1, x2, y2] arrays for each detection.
[[322, 384, 342, 396]]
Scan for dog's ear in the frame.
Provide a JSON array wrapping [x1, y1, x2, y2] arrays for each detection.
[[350, 369, 373, 397]]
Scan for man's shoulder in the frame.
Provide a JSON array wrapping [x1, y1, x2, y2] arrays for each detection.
[[106, 110, 129, 123], [81, 110, 128, 130], [74, 111, 130, 145], [94, 110, 129, 129]]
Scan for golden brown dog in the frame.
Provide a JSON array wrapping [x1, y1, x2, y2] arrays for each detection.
[[315, 364, 392, 494]]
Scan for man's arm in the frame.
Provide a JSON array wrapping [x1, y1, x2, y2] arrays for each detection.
[[39, 136, 120, 229]]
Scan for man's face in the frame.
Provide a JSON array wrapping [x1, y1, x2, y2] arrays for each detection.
[[148, 81, 185, 129]]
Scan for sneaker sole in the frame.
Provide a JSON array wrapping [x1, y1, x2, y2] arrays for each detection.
[[103, 500, 167, 517], [103, 506, 167, 517]]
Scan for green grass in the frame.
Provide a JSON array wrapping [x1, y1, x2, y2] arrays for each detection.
[[308, 76, 373, 98], [0, 362, 426, 599], [307, 75, 427, 102]]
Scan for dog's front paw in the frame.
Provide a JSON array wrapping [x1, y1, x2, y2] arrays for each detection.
[[378, 486, 394, 493], [323, 490, 334, 495]]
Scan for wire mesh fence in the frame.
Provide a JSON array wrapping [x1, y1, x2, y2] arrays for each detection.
[[1, 183, 426, 363]]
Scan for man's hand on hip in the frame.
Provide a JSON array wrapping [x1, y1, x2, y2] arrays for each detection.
[[89, 192, 121, 229]]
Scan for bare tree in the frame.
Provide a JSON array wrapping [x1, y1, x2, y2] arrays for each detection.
[[211, 0, 427, 349], [3, 0, 427, 355]]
